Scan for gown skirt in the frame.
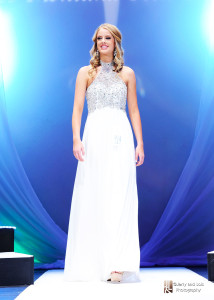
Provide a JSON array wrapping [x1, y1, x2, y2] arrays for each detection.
[[64, 106, 141, 283]]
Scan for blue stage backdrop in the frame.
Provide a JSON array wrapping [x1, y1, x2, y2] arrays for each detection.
[[0, 0, 214, 268]]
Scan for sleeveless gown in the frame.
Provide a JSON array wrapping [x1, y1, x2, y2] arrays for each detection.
[[64, 60, 141, 283]]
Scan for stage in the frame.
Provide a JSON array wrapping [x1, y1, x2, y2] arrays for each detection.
[[15, 267, 214, 300]]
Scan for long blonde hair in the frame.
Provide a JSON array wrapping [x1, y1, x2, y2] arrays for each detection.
[[88, 23, 124, 77]]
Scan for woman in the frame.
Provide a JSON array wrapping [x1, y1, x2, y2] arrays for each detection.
[[64, 23, 145, 283]]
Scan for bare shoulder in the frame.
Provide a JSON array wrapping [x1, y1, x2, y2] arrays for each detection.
[[77, 65, 98, 89], [122, 66, 135, 77], [77, 65, 91, 76], [76, 66, 92, 86], [120, 66, 136, 86]]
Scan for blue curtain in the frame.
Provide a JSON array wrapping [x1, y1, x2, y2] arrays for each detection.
[[0, 62, 67, 268], [140, 51, 214, 266]]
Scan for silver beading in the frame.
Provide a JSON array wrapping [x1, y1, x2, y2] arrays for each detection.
[[86, 59, 127, 114]]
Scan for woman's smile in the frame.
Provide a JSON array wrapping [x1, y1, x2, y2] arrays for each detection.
[[101, 45, 108, 50]]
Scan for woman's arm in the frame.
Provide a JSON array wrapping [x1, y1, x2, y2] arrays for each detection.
[[126, 67, 145, 166], [72, 66, 88, 161]]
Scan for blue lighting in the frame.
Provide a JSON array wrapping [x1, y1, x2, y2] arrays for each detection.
[[202, 0, 214, 52], [0, 10, 16, 88]]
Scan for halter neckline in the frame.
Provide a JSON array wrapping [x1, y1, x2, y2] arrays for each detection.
[[100, 59, 114, 71]]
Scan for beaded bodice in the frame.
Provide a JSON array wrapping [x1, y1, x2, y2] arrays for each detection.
[[86, 60, 127, 114]]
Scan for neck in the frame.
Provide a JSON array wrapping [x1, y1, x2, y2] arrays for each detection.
[[99, 55, 113, 63], [100, 59, 113, 64]]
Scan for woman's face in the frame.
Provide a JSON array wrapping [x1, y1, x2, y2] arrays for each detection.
[[96, 27, 115, 57]]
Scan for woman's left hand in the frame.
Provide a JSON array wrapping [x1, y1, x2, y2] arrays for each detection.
[[135, 144, 145, 167]]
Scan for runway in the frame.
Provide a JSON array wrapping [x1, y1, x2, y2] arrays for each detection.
[[15, 267, 214, 300]]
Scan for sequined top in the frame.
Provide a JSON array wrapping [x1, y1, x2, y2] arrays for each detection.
[[86, 59, 127, 114]]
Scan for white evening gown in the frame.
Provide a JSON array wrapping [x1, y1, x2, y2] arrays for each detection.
[[64, 60, 141, 283]]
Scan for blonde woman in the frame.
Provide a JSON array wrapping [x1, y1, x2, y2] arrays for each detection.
[[64, 23, 145, 283]]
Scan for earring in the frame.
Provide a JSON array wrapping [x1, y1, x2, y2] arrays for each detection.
[[114, 48, 117, 57], [96, 49, 99, 57]]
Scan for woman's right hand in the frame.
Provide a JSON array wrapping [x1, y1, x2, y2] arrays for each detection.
[[73, 138, 85, 162]]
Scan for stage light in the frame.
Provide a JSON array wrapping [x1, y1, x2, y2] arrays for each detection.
[[202, 0, 214, 52], [0, 10, 16, 87]]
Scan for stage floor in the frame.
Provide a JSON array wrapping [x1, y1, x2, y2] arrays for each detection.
[[14, 267, 214, 300]]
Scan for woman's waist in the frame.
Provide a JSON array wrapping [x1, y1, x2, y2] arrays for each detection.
[[87, 106, 127, 117], [85, 106, 131, 131]]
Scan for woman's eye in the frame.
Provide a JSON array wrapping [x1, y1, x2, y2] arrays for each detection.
[[97, 37, 111, 40]]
